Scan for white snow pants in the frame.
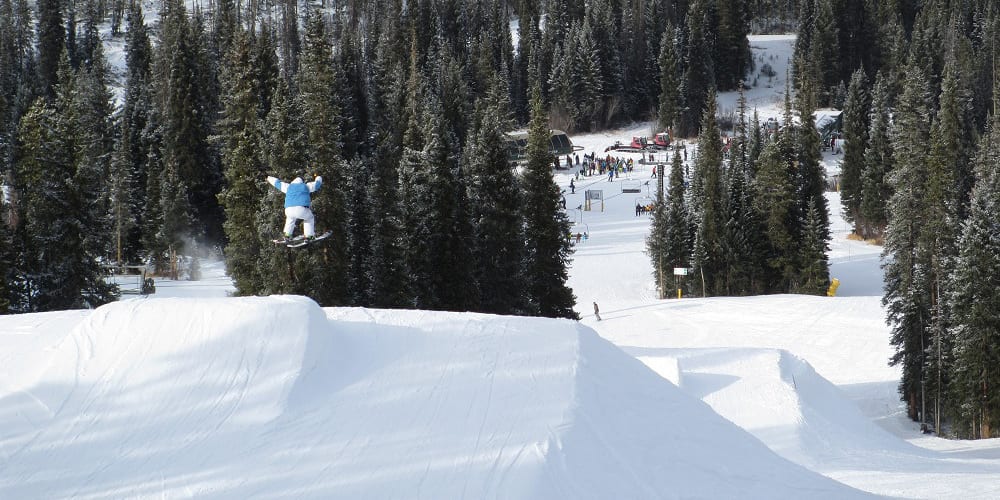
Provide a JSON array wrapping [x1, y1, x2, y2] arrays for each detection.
[[283, 206, 316, 237]]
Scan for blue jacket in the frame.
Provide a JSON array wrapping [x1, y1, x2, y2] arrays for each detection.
[[267, 176, 322, 207]]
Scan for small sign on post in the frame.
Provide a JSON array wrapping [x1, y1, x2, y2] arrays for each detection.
[[584, 189, 604, 212], [673, 268, 690, 298]]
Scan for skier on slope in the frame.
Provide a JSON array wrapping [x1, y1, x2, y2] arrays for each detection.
[[266, 171, 323, 242]]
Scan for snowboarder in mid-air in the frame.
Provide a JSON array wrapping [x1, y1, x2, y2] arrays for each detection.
[[266, 172, 324, 244]]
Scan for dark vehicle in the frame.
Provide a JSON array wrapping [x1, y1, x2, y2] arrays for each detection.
[[506, 130, 579, 164], [605, 132, 670, 153]]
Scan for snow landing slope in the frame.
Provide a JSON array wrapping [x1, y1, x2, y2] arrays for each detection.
[[0, 296, 872, 499]]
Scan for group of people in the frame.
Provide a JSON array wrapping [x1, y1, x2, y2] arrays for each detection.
[[577, 154, 636, 180], [554, 153, 582, 170], [635, 202, 655, 216]]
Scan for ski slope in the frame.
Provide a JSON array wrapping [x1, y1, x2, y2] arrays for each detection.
[[1, 296, 870, 499], [3, 34, 1000, 499]]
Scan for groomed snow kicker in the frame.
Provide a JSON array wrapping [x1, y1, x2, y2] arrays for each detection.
[[1, 297, 872, 499]]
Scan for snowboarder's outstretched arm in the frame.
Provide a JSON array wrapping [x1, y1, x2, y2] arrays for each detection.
[[266, 176, 289, 194], [307, 176, 322, 193]]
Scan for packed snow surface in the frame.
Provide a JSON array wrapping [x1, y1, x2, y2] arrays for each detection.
[[3, 34, 1000, 499], [1, 296, 871, 499]]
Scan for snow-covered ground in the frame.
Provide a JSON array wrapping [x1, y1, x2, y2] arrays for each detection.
[[3, 35, 1000, 499]]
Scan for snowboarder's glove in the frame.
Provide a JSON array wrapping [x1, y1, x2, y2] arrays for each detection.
[[266, 175, 278, 186]]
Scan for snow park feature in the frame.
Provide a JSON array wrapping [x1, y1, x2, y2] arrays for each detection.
[[0, 296, 869, 499]]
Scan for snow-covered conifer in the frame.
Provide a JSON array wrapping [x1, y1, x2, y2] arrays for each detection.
[[947, 117, 1000, 439], [839, 69, 868, 230], [218, 30, 266, 296], [522, 85, 577, 319], [884, 63, 933, 423], [464, 84, 526, 315]]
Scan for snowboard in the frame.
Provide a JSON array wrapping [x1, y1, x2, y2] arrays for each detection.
[[273, 230, 333, 248]]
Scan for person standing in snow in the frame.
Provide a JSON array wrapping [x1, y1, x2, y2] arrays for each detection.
[[593, 302, 601, 321], [266, 171, 323, 241]]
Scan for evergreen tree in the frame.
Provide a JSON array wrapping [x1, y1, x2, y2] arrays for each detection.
[[793, 74, 830, 293], [839, 68, 869, 231], [362, 29, 411, 309], [211, 0, 238, 57], [412, 97, 476, 312], [935, 44, 977, 216], [141, 120, 166, 272], [748, 109, 764, 168], [335, 26, 367, 159], [860, 71, 893, 240], [547, 38, 572, 129], [157, 157, 195, 277], [657, 23, 681, 133], [722, 85, 766, 295], [647, 160, 671, 298], [754, 92, 799, 292], [690, 91, 726, 296], [570, 20, 603, 130], [906, 4, 944, 100], [548, 20, 605, 131], [836, 0, 876, 82], [585, 0, 622, 116], [0, 0, 34, 119], [278, 0, 300, 79], [808, 0, 840, 105], [678, 1, 715, 137], [618, 1, 654, 119], [920, 62, 967, 434], [296, 8, 348, 306], [251, 26, 279, 121], [218, 30, 266, 296], [884, 63, 933, 423], [522, 86, 578, 319], [649, 149, 692, 298], [72, 55, 115, 276], [149, 0, 219, 260], [797, 197, 830, 294], [110, 0, 153, 265], [714, 0, 751, 91], [791, 0, 816, 95], [511, 9, 536, 122], [186, 10, 224, 245], [344, 159, 374, 306], [260, 77, 304, 295], [0, 210, 12, 312], [15, 60, 117, 311], [465, 88, 526, 315], [35, 0, 64, 96], [76, 0, 104, 74], [948, 118, 1000, 439]]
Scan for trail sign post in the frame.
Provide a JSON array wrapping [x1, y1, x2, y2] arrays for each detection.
[[584, 189, 604, 211], [673, 268, 690, 298]]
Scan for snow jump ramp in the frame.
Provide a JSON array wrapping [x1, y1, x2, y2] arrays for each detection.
[[0, 296, 872, 499]]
